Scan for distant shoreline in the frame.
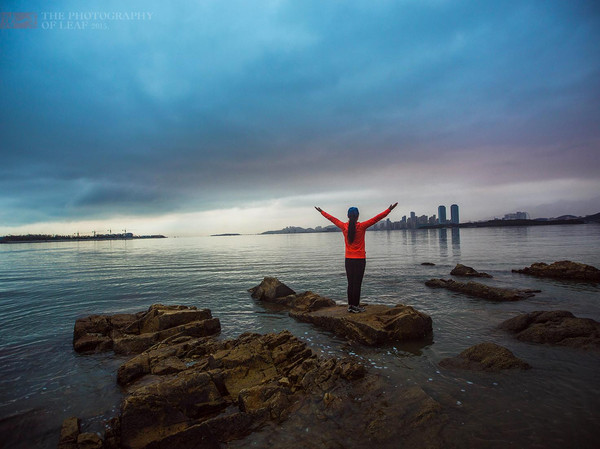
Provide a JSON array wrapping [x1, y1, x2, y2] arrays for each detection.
[[0, 234, 167, 244], [421, 218, 586, 229], [261, 217, 597, 235]]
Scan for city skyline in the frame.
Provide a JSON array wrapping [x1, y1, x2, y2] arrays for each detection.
[[1, 1, 599, 236]]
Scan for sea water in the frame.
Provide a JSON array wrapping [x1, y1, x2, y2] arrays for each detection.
[[1, 225, 599, 448]]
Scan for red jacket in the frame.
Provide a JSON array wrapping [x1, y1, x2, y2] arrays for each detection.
[[320, 208, 392, 258]]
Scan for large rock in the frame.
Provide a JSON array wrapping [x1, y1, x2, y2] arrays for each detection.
[[113, 330, 371, 449], [290, 304, 433, 346], [58, 417, 80, 449], [73, 304, 221, 354], [512, 260, 600, 282], [248, 277, 296, 300], [249, 278, 336, 312], [66, 308, 448, 449], [499, 311, 600, 349], [439, 342, 531, 371], [450, 263, 492, 278], [425, 278, 540, 301]]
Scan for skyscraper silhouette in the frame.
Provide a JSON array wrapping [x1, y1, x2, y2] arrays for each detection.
[[451, 204, 459, 224], [438, 205, 447, 224]]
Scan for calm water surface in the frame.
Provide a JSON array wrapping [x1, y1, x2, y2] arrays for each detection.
[[1, 225, 599, 448]]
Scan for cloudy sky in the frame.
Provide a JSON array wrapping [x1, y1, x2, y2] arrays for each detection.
[[1, 0, 599, 236]]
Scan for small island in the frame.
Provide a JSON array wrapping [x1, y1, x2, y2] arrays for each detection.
[[210, 233, 241, 237]]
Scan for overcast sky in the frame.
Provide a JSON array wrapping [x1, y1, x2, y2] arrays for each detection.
[[1, 0, 599, 236]]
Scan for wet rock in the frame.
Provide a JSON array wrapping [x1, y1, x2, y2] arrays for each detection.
[[290, 304, 433, 346], [421, 262, 435, 266], [512, 260, 600, 282], [363, 385, 445, 447], [267, 291, 337, 312], [114, 330, 369, 448], [249, 277, 336, 312], [103, 417, 120, 449], [450, 263, 492, 278], [248, 276, 296, 300], [76, 432, 104, 449], [439, 342, 531, 371], [500, 311, 600, 349], [120, 371, 228, 449], [58, 416, 80, 449], [425, 278, 540, 301], [73, 304, 221, 354]]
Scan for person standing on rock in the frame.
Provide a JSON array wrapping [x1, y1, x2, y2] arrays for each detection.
[[315, 203, 398, 313]]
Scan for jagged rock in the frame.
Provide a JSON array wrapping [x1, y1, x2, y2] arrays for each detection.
[[249, 278, 336, 312], [290, 304, 433, 346], [73, 304, 221, 354], [103, 417, 120, 449], [450, 263, 492, 278], [500, 310, 600, 349], [439, 342, 530, 371], [512, 260, 600, 282], [425, 278, 540, 301], [76, 432, 104, 449], [67, 311, 448, 449], [114, 330, 370, 448], [362, 384, 445, 446], [249, 277, 296, 300], [58, 416, 80, 449]]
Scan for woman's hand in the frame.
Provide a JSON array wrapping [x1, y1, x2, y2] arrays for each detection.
[[389, 202, 398, 211], [315, 206, 323, 213]]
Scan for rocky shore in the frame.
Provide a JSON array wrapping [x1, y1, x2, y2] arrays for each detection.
[[57, 261, 600, 448], [60, 305, 447, 449]]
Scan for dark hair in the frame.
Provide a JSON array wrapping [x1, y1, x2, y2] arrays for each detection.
[[347, 217, 357, 244]]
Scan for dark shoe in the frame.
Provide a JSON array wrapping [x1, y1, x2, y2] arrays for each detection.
[[348, 305, 365, 313]]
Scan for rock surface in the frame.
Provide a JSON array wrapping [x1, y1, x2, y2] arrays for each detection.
[[450, 263, 492, 278], [249, 277, 336, 312], [250, 278, 433, 345], [499, 310, 600, 349], [58, 417, 81, 449], [512, 260, 600, 282], [110, 329, 444, 448], [425, 278, 540, 301], [248, 276, 297, 300], [64, 305, 450, 449], [73, 304, 221, 354], [110, 330, 373, 448], [439, 342, 530, 371], [290, 304, 433, 346]]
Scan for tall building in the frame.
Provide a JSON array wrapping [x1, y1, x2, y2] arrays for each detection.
[[438, 205, 447, 224], [450, 204, 459, 224]]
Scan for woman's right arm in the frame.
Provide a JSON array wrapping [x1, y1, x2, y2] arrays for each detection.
[[315, 207, 345, 229]]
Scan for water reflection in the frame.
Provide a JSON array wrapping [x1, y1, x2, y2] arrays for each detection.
[[438, 228, 448, 258], [451, 227, 461, 256]]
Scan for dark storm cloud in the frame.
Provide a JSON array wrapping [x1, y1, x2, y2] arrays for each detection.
[[1, 0, 599, 225]]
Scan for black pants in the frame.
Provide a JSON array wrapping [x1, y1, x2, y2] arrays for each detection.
[[345, 258, 366, 307]]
